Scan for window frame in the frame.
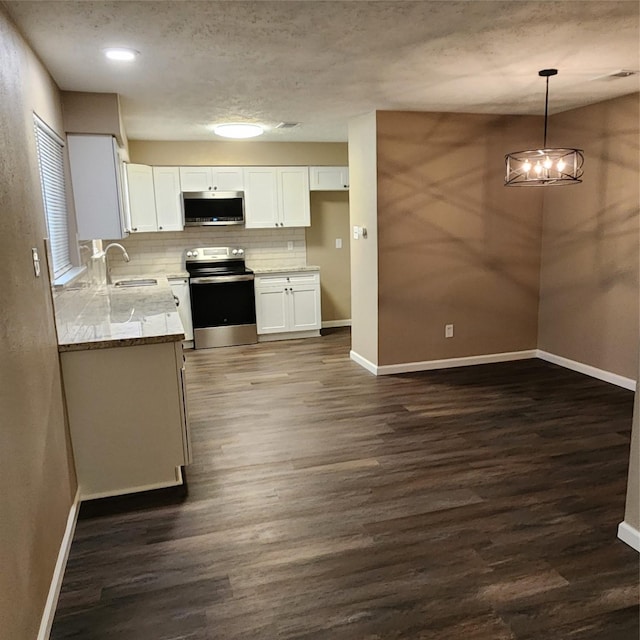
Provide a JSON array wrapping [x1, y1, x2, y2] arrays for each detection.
[[33, 114, 74, 280]]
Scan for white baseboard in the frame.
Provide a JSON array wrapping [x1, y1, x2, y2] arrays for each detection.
[[537, 350, 636, 391], [617, 521, 640, 552], [81, 477, 183, 501], [349, 349, 537, 375], [258, 330, 321, 342], [322, 319, 352, 329], [38, 489, 80, 640], [349, 350, 378, 374]]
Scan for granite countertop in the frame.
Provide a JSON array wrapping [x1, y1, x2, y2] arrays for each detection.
[[251, 265, 320, 274], [55, 276, 184, 352]]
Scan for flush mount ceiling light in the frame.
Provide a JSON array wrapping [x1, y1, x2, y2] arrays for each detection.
[[212, 123, 264, 139], [505, 69, 584, 187], [103, 47, 139, 61]]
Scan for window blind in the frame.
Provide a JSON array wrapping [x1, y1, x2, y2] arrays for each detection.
[[34, 116, 72, 279]]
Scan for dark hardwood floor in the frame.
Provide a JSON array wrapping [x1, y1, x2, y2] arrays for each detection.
[[51, 328, 639, 639]]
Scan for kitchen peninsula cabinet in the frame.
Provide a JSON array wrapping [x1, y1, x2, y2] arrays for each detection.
[[56, 280, 191, 500], [254, 269, 321, 339], [61, 341, 190, 499], [244, 167, 310, 228]]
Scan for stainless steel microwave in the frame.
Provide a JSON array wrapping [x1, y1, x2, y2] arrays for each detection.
[[182, 191, 244, 226]]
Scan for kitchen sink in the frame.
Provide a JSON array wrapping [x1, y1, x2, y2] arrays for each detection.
[[114, 278, 158, 287]]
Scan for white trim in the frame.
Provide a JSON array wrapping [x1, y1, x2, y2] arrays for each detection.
[[376, 350, 537, 376], [617, 521, 640, 552], [52, 265, 87, 289], [536, 350, 636, 391], [349, 350, 379, 375], [81, 477, 183, 501], [322, 319, 352, 329], [257, 330, 320, 342], [37, 489, 80, 640]]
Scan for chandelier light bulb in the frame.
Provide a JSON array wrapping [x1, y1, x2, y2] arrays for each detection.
[[534, 162, 543, 175], [557, 159, 566, 171], [543, 156, 553, 169], [522, 160, 532, 172]]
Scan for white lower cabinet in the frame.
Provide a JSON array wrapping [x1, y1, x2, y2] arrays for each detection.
[[255, 271, 321, 339], [60, 341, 191, 500], [168, 277, 194, 342]]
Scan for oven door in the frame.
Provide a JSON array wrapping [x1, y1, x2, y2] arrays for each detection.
[[189, 275, 257, 349]]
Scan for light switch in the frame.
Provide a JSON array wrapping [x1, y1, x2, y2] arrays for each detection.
[[32, 247, 41, 277], [353, 226, 360, 240], [335, 238, 342, 249]]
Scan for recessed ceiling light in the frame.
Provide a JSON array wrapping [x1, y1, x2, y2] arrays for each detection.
[[212, 123, 264, 139], [103, 47, 139, 61]]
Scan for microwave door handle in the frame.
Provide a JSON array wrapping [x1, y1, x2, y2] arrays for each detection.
[[190, 275, 254, 284]]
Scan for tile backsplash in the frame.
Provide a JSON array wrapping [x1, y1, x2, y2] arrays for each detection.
[[106, 226, 307, 278]]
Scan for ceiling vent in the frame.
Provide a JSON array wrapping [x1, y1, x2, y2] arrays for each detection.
[[275, 122, 300, 129], [595, 69, 638, 80]]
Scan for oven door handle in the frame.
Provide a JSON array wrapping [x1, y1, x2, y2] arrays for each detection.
[[190, 275, 255, 284]]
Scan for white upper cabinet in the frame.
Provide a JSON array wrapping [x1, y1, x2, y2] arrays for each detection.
[[244, 166, 310, 228], [127, 165, 183, 233], [243, 167, 280, 228], [152, 167, 183, 231], [179, 166, 244, 192], [278, 167, 310, 227], [126, 164, 157, 233], [309, 166, 349, 191], [67, 134, 128, 240]]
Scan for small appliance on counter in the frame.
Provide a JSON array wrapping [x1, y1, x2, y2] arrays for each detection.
[[185, 247, 257, 349]]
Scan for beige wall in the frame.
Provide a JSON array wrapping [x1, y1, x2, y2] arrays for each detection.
[[129, 140, 348, 166], [306, 192, 351, 322], [538, 94, 639, 380], [348, 112, 379, 364], [61, 91, 128, 150], [0, 8, 77, 639], [375, 110, 544, 366]]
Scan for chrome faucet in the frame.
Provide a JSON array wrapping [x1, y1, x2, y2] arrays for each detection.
[[104, 243, 130, 284]]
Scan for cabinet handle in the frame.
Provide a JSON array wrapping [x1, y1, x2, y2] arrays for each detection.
[[159, 226, 163, 230], [275, 222, 278, 227], [208, 186, 212, 190], [132, 227, 138, 231], [213, 186, 217, 190]]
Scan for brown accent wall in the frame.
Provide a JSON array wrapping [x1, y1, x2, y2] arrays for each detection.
[[375, 111, 544, 366], [129, 140, 348, 166], [0, 8, 77, 638], [306, 192, 351, 322], [538, 94, 639, 380]]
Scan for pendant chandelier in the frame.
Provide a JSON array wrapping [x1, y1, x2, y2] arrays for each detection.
[[505, 69, 584, 187]]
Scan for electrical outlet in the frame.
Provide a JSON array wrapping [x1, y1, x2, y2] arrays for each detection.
[[445, 324, 454, 338], [335, 238, 342, 249], [287, 241, 294, 251]]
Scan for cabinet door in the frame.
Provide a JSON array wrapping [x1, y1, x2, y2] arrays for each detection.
[[309, 166, 349, 190], [278, 167, 310, 227], [289, 284, 321, 331], [243, 167, 279, 228], [212, 167, 244, 191], [68, 134, 127, 240], [168, 278, 193, 341], [153, 167, 183, 231], [255, 287, 288, 333], [179, 167, 212, 192], [126, 164, 157, 233]]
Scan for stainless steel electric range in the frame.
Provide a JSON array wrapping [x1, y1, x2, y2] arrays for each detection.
[[185, 247, 257, 349]]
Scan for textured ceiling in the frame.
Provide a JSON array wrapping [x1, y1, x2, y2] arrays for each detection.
[[5, 0, 639, 142]]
